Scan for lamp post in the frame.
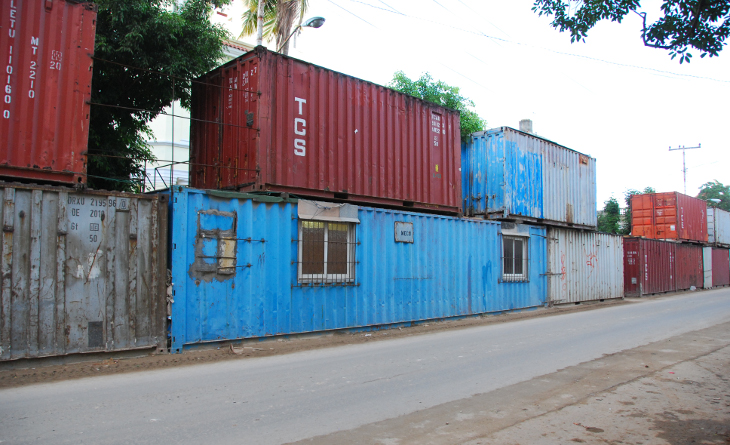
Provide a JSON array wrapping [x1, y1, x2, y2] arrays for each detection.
[[277, 16, 326, 53]]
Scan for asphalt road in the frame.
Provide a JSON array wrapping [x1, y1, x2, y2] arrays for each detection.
[[2, 289, 730, 445]]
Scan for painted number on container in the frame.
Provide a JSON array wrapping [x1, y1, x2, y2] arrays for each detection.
[[294, 97, 307, 157], [50, 50, 62, 70], [3, 2, 18, 118]]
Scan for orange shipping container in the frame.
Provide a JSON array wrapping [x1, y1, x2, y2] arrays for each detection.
[[631, 192, 707, 243]]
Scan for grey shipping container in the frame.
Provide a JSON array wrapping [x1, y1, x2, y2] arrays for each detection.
[[0, 184, 168, 361], [708, 207, 730, 247], [547, 228, 623, 304]]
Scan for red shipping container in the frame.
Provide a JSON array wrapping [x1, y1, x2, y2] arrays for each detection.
[[712, 247, 730, 287], [0, 0, 96, 185], [624, 237, 676, 297], [674, 243, 704, 291], [631, 192, 707, 243], [190, 47, 462, 214]]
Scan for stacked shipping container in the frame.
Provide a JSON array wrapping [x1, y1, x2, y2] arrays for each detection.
[[0, 0, 96, 185], [462, 127, 597, 228], [708, 207, 730, 247], [623, 238, 704, 297], [190, 47, 462, 214], [631, 192, 707, 243]]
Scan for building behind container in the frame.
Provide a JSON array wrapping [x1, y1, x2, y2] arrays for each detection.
[[712, 248, 730, 287], [190, 47, 462, 214], [166, 187, 547, 353], [631, 192, 707, 243], [708, 207, 730, 247], [0, 0, 96, 186], [546, 228, 623, 304], [462, 127, 597, 228], [0, 184, 168, 361]]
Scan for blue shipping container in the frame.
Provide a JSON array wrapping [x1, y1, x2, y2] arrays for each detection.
[[167, 187, 547, 353], [462, 127, 597, 228]]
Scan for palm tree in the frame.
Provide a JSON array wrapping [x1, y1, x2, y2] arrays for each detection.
[[240, 0, 309, 55]]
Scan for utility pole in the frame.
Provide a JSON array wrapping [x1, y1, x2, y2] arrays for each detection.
[[669, 144, 700, 195]]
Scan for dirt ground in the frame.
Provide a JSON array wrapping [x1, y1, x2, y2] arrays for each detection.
[[0, 297, 632, 389]]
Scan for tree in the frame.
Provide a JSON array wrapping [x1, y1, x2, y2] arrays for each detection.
[[88, 0, 230, 191], [388, 72, 488, 142], [240, 0, 309, 55], [697, 180, 730, 211], [598, 197, 621, 233], [622, 186, 656, 235], [531, 0, 730, 63]]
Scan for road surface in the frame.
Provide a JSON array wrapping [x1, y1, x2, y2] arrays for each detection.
[[2, 289, 730, 444]]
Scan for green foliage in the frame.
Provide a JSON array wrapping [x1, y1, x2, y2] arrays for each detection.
[[240, 0, 309, 54], [531, 0, 730, 63], [88, 0, 230, 191], [621, 186, 656, 235], [388, 71, 487, 142], [697, 180, 730, 211], [598, 197, 621, 234]]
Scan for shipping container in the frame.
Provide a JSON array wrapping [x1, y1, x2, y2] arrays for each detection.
[[703, 246, 713, 289], [624, 238, 675, 297], [708, 207, 730, 247], [0, 183, 167, 361], [674, 243, 704, 291], [546, 228, 623, 304], [462, 127, 597, 228], [631, 192, 707, 243], [0, 0, 96, 185], [712, 248, 730, 287], [190, 47, 462, 214], [166, 186, 547, 353]]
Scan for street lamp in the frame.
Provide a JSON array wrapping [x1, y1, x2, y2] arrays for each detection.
[[277, 16, 326, 53]]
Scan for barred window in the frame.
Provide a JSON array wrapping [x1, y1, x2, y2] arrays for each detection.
[[298, 221, 355, 284], [502, 236, 528, 282]]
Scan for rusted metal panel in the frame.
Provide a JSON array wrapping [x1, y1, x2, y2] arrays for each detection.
[[167, 186, 547, 352], [674, 243, 704, 291], [190, 47, 462, 214], [0, 0, 96, 185], [623, 237, 677, 297], [546, 228, 623, 304], [462, 127, 596, 228], [0, 183, 167, 361], [631, 192, 707, 243], [708, 207, 730, 247], [712, 247, 730, 287]]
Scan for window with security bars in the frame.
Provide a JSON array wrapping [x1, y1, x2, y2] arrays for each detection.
[[502, 236, 529, 282], [298, 221, 356, 284]]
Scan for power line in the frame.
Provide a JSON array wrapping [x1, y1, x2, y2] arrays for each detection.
[[338, 0, 730, 84], [326, 0, 379, 28]]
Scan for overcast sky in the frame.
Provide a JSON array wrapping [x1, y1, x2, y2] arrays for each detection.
[[213, 0, 729, 208]]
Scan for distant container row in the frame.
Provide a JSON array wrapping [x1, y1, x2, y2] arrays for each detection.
[[624, 237, 729, 297]]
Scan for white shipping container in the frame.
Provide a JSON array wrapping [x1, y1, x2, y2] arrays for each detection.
[[547, 228, 624, 304], [708, 207, 730, 246], [0, 184, 168, 361]]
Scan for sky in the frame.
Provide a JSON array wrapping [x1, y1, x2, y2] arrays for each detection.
[[211, 0, 729, 208]]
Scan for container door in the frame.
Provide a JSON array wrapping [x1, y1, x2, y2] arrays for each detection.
[[703, 247, 713, 289]]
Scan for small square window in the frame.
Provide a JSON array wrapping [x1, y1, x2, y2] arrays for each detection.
[[298, 221, 355, 284], [502, 236, 528, 282]]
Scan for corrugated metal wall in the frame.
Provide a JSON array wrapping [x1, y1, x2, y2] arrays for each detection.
[[191, 48, 462, 214], [168, 187, 547, 353], [462, 127, 596, 228], [547, 228, 623, 304], [708, 208, 730, 247], [712, 248, 730, 287], [674, 243, 704, 291], [624, 238, 676, 297], [0, 0, 96, 185], [0, 184, 168, 360]]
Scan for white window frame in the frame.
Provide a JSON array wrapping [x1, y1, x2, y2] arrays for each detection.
[[297, 220, 356, 284], [502, 235, 529, 282]]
